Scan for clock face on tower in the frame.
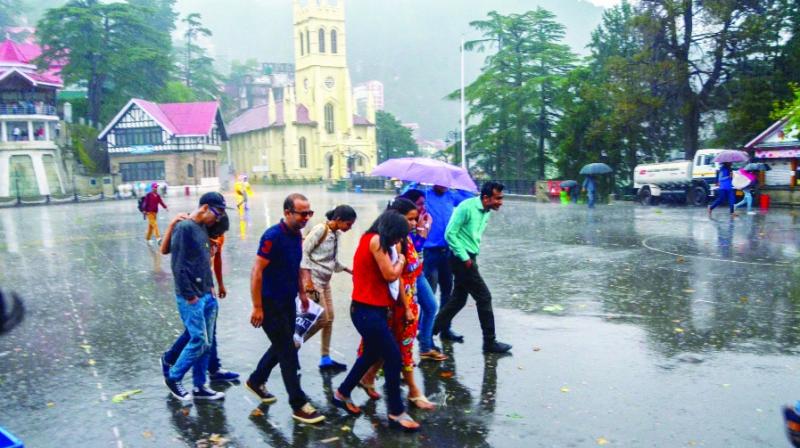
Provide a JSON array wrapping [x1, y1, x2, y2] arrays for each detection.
[[324, 77, 335, 89]]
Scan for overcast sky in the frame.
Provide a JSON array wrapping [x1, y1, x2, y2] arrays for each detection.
[[174, 0, 619, 138]]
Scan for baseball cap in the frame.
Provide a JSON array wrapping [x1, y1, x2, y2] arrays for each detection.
[[199, 192, 232, 210]]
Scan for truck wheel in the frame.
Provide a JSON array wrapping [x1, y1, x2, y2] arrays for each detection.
[[689, 186, 708, 206], [638, 187, 656, 206]]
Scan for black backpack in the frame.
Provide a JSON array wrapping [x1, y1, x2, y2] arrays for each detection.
[[137, 196, 146, 212]]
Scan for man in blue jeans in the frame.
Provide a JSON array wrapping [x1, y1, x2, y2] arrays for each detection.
[[246, 193, 325, 424], [160, 214, 239, 383], [423, 185, 471, 343], [163, 192, 230, 401]]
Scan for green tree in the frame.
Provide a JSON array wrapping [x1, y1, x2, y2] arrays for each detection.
[[36, 0, 173, 125], [156, 80, 197, 103], [376, 111, 419, 162], [177, 12, 221, 100], [128, 0, 177, 34], [455, 9, 575, 179]]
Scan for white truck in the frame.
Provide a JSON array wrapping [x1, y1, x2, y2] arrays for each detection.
[[633, 148, 727, 206]]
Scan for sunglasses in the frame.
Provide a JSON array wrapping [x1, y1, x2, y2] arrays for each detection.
[[290, 209, 315, 218], [209, 207, 225, 221]]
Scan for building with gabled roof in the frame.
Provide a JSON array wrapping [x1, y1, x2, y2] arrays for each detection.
[[744, 115, 799, 188], [0, 38, 65, 199], [227, 0, 377, 181], [98, 98, 227, 190]]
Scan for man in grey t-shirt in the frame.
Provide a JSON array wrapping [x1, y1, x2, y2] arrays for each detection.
[[163, 192, 230, 401]]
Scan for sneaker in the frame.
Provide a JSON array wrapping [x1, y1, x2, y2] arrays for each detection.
[[156, 237, 163, 245], [483, 340, 513, 353], [209, 369, 240, 382], [165, 378, 192, 401], [440, 330, 464, 343], [245, 379, 277, 404], [319, 358, 348, 371], [292, 403, 326, 424], [160, 353, 171, 379], [192, 385, 224, 400]]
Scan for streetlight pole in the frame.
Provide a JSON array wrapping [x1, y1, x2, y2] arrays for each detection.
[[460, 37, 467, 170]]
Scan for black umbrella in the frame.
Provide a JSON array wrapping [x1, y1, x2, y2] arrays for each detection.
[[743, 162, 771, 171], [579, 163, 613, 175], [560, 180, 578, 188]]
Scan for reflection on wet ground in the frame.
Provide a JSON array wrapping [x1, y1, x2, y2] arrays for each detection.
[[1, 186, 800, 447]]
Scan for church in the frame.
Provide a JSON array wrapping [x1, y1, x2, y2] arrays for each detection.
[[227, 0, 377, 181]]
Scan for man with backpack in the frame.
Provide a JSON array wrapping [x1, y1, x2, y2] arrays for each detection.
[[141, 182, 168, 244]]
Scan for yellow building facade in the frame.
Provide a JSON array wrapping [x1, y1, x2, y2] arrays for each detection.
[[227, 0, 377, 181]]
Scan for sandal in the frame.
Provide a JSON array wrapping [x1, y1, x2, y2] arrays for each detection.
[[357, 381, 382, 400], [332, 390, 362, 415], [388, 412, 420, 432], [409, 395, 436, 410], [419, 350, 448, 361]]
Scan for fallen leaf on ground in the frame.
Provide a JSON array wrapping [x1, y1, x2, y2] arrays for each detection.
[[682, 289, 695, 293], [208, 434, 228, 446], [676, 256, 686, 263], [88, 359, 96, 366], [180, 407, 190, 416], [250, 408, 264, 417], [112, 389, 143, 403], [142, 431, 153, 438], [560, 386, 570, 393], [533, 347, 541, 352], [542, 304, 565, 313], [47, 402, 55, 408], [506, 412, 523, 419], [321, 437, 340, 444], [597, 437, 609, 445], [674, 328, 684, 333], [341, 425, 351, 432], [739, 296, 749, 303]]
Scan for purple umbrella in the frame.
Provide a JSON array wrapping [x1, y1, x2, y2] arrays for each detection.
[[371, 157, 478, 192], [713, 150, 749, 164]]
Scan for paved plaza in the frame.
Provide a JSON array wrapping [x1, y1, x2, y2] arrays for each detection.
[[2, 185, 800, 447]]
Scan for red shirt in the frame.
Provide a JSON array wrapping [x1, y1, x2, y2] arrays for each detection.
[[143, 192, 167, 213], [351, 233, 393, 307]]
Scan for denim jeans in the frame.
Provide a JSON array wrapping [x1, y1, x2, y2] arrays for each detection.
[[168, 293, 217, 387], [249, 298, 308, 411], [338, 302, 404, 416], [416, 275, 438, 352], [587, 190, 596, 208], [165, 316, 221, 374], [710, 188, 735, 214], [734, 190, 752, 212], [423, 247, 453, 332], [433, 255, 496, 343]]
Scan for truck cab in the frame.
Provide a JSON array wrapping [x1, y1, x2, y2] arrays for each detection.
[[634, 148, 728, 206]]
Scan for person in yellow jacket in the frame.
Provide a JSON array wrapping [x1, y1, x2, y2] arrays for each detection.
[[233, 174, 254, 216]]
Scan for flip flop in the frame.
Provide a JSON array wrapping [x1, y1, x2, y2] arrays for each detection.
[[409, 395, 436, 410], [357, 381, 382, 400], [388, 412, 420, 432], [419, 350, 448, 361], [332, 391, 362, 415]]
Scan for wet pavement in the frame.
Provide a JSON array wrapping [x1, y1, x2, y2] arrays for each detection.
[[2, 185, 800, 447]]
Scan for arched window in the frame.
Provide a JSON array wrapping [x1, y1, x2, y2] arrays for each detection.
[[318, 28, 326, 53], [331, 29, 338, 53], [300, 32, 304, 55], [306, 30, 310, 54], [187, 163, 194, 178], [324, 103, 334, 134], [299, 137, 308, 168]]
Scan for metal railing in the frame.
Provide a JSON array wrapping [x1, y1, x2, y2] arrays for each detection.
[[0, 104, 58, 116]]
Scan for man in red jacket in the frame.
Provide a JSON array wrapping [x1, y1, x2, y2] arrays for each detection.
[[143, 182, 168, 244]]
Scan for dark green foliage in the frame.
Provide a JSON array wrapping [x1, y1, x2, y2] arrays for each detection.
[[376, 111, 419, 162]]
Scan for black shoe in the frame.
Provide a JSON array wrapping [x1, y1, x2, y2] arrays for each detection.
[[440, 330, 464, 343], [483, 340, 512, 353], [246, 379, 277, 404], [165, 378, 192, 401], [193, 385, 225, 400]]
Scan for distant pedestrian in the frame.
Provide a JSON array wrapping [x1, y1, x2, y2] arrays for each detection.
[[234, 175, 254, 216], [708, 162, 735, 218], [162, 192, 229, 401], [143, 182, 168, 244], [583, 175, 597, 208], [423, 185, 472, 343], [570, 185, 580, 203], [246, 193, 325, 424], [333, 210, 421, 431], [734, 168, 757, 215], [300, 204, 357, 372], [433, 181, 512, 353], [160, 213, 240, 383]]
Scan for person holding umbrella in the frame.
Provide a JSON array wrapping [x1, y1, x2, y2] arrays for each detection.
[[708, 162, 736, 217], [579, 163, 612, 208], [582, 176, 597, 208]]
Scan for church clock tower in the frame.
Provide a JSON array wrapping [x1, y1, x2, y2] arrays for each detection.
[[293, 0, 376, 180]]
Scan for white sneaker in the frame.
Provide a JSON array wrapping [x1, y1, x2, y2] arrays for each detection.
[[192, 385, 224, 400]]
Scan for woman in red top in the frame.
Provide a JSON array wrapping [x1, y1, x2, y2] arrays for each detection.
[[334, 210, 421, 431], [358, 198, 435, 410]]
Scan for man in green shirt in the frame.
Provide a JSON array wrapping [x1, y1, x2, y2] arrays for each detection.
[[433, 181, 512, 353]]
